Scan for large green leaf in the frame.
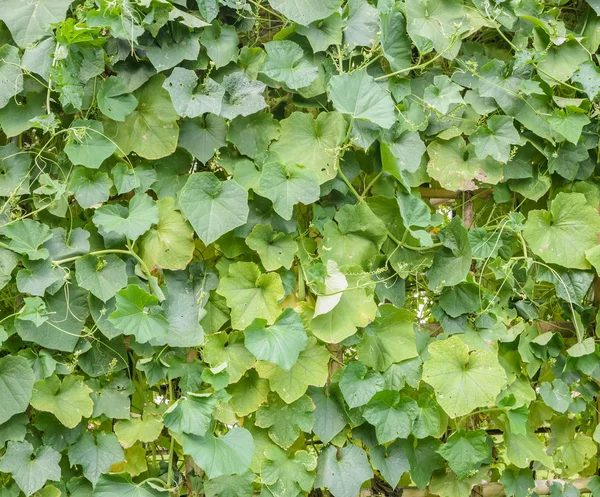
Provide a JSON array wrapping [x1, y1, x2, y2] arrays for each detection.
[[104, 75, 180, 160], [0, 356, 35, 425], [255, 393, 314, 449], [525, 192, 600, 270], [256, 337, 329, 403], [422, 336, 507, 418], [109, 285, 169, 344], [0, 45, 23, 109], [68, 432, 124, 486], [0, 143, 30, 197], [75, 254, 128, 302], [328, 70, 397, 129], [179, 172, 249, 246], [244, 308, 307, 371], [315, 445, 373, 497], [163, 395, 216, 436], [267, 0, 342, 25], [93, 193, 158, 241], [139, 197, 195, 271], [217, 262, 284, 330], [356, 305, 418, 371], [162, 68, 224, 118], [258, 162, 320, 220], [260, 41, 318, 90], [181, 427, 254, 479], [30, 374, 94, 428], [270, 111, 347, 184], [93, 474, 168, 497], [0, 0, 73, 47], [64, 120, 117, 169], [363, 391, 419, 444], [246, 224, 298, 271], [0, 441, 61, 496], [3, 219, 52, 260], [438, 430, 490, 480]]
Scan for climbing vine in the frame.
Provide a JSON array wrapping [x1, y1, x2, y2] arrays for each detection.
[[1, 0, 600, 496]]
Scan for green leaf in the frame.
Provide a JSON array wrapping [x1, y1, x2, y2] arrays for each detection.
[[328, 70, 397, 129], [256, 393, 314, 449], [3, 219, 52, 260], [97, 77, 138, 122], [310, 284, 377, 343], [0, 441, 61, 496], [258, 162, 320, 220], [104, 75, 180, 160], [308, 387, 346, 444], [115, 414, 163, 448], [339, 361, 384, 408], [246, 224, 298, 271], [217, 262, 284, 330], [256, 337, 330, 403], [370, 441, 410, 489], [204, 332, 255, 384], [16, 258, 62, 296], [539, 379, 571, 413], [139, 197, 195, 271], [356, 305, 418, 371], [31, 374, 93, 428], [267, 0, 342, 25], [380, 2, 411, 72], [315, 444, 373, 497], [68, 432, 124, 486], [109, 284, 169, 344], [427, 216, 472, 289], [260, 41, 318, 90], [0, 356, 35, 425], [227, 113, 280, 159], [244, 308, 307, 371], [75, 254, 128, 302], [160, 269, 206, 347], [499, 468, 535, 497], [548, 108, 590, 145], [228, 370, 269, 417], [64, 120, 117, 169], [423, 75, 464, 114], [179, 172, 249, 246], [200, 24, 238, 69], [439, 283, 480, 318], [381, 131, 426, 177], [427, 136, 503, 191], [422, 335, 507, 418], [0, 0, 73, 47], [296, 13, 343, 52], [93, 193, 158, 241], [572, 60, 600, 100], [0, 143, 31, 196], [219, 72, 267, 120], [203, 473, 255, 497], [261, 447, 317, 497], [181, 427, 254, 479], [70, 168, 112, 209], [525, 192, 600, 270], [162, 68, 224, 118], [505, 431, 553, 469], [438, 430, 490, 480], [93, 474, 168, 497], [179, 114, 227, 164], [0, 45, 23, 109], [319, 203, 387, 268], [470, 116, 520, 163], [163, 395, 217, 436], [270, 111, 347, 184], [16, 284, 89, 352], [363, 391, 419, 444]]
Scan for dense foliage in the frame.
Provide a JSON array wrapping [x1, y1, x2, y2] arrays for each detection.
[[1, 0, 600, 496]]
